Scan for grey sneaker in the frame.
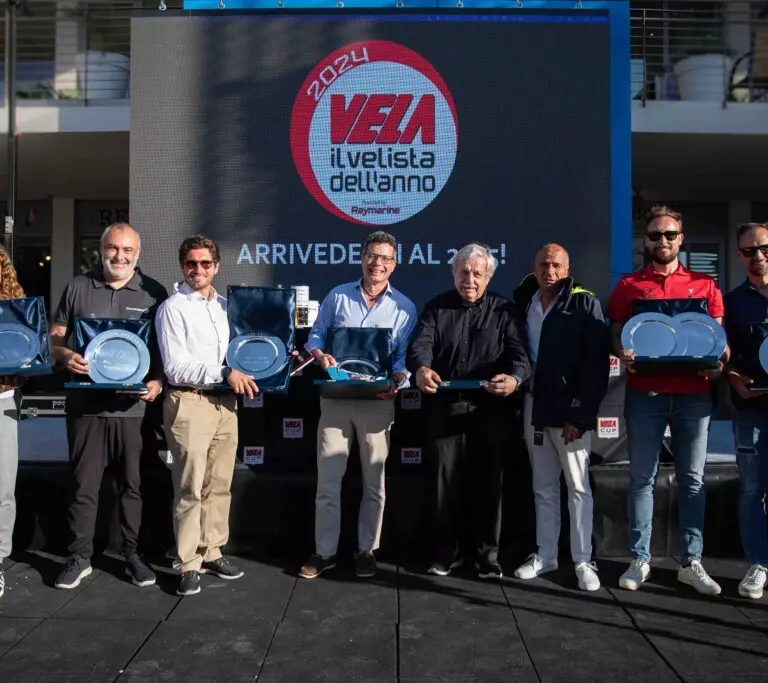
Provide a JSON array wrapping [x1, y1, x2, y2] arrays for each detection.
[[126, 556, 157, 587], [738, 564, 766, 600], [200, 557, 244, 580], [54, 556, 93, 590], [177, 570, 201, 596]]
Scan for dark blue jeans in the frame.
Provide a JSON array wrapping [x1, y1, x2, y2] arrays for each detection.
[[625, 389, 712, 565], [733, 409, 768, 566]]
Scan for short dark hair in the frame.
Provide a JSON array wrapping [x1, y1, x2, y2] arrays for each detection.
[[178, 235, 220, 265], [736, 222, 768, 243], [646, 205, 683, 230], [362, 231, 397, 257]]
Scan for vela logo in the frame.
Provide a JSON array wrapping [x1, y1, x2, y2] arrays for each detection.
[[598, 418, 619, 439], [290, 41, 458, 226]]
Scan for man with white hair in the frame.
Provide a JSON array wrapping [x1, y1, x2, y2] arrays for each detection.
[[49, 222, 168, 590], [407, 243, 530, 579]]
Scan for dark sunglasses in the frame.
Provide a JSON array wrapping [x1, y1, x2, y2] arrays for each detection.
[[740, 245, 768, 258], [185, 259, 214, 269], [646, 230, 681, 242]]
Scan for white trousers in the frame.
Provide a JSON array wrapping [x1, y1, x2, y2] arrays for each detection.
[[315, 397, 394, 558], [523, 394, 594, 564]]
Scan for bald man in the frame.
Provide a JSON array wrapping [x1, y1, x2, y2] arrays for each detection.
[[50, 223, 168, 591], [512, 244, 610, 591]]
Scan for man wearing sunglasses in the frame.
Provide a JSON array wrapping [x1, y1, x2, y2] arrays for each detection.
[[722, 222, 768, 600], [607, 205, 725, 596], [49, 223, 168, 591], [299, 231, 417, 580], [156, 235, 258, 596]]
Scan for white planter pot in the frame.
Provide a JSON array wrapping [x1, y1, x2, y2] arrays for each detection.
[[76, 50, 130, 100], [673, 53, 732, 102]]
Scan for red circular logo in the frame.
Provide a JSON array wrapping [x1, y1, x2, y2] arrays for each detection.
[[290, 41, 459, 226]]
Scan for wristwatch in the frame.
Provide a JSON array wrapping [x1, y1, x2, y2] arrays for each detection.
[[222, 367, 233, 382]]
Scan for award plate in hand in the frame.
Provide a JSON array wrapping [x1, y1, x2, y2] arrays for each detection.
[[0, 323, 40, 371], [84, 329, 150, 389], [226, 333, 288, 380], [752, 338, 768, 391], [676, 312, 726, 360], [621, 312, 687, 358]]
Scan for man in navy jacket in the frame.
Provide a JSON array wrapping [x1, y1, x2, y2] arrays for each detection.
[[512, 244, 610, 591]]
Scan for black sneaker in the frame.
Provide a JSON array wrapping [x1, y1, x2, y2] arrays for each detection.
[[200, 557, 244, 580], [427, 556, 463, 577], [125, 556, 157, 587], [0, 564, 5, 599], [356, 551, 377, 578], [177, 570, 201, 596], [299, 553, 337, 579], [476, 557, 503, 580], [54, 556, 92, 590]]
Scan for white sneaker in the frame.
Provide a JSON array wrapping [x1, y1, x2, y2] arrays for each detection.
[[575, 562, 601, 592], [738, 564, 767, 600], [677, 560, 721, 596], [513, 553, 557, 580], [619, 559, 650, 591]]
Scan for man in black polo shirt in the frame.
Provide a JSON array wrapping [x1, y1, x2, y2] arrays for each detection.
[[49, 223, 168, 590], [723, 221, 768, 600], [407, 243, 530, 579]]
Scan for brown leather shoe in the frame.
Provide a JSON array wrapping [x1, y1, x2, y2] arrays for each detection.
[[299, 553, 337, 579]]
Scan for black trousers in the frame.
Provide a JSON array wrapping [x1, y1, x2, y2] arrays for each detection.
[[65, 415, 143, 559], [426, 394, 511, 564]]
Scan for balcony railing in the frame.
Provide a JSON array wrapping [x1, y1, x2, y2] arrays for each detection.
[[631, 0, 768, 106], [0, 0, 134, 104], [2, 1, 768, 105]]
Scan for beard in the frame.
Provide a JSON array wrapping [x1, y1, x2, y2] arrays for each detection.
[[647, 245, 677, 265], [103, 256, 136, 279], [748, 260, 768, 278]]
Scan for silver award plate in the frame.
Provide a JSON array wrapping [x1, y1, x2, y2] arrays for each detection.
[[676, 312, 727, 358], [760, 337, 768, 376], [621, 312, 687, 357], [226, 334, 288, 380], [85, 330, 150, 384], [0, 323, 40, 368]]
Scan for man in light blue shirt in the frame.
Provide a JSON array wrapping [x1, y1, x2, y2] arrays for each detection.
[[300, 231, 417, 580]]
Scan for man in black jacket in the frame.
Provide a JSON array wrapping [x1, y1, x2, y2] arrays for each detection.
[[512, 244, 609, 591], [407, 243, 530, 580]]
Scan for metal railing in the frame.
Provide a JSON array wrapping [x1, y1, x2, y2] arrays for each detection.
[[1, 0, 133, 103], [2, 1, 768, 105], [631, 0, 768, 106]]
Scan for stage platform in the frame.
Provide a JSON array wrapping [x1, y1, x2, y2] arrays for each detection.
[[0, 551, 767, 681]]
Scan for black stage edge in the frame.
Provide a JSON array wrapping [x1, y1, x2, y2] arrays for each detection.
[[14, 458, 742, 564]]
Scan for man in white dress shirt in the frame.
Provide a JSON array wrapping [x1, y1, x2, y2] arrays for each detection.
[[156, 235, 258, 596]]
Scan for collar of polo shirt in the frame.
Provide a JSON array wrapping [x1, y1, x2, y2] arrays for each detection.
[[92, 267, 141, 290]]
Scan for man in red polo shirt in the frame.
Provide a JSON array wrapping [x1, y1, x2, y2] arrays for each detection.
[[606, 205, 726, 596]]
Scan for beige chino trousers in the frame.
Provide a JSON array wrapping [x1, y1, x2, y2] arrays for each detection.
[[164, 389, 238, 572]]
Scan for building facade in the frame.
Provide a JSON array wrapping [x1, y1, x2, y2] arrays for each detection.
[[1, 0, 766, 309]]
